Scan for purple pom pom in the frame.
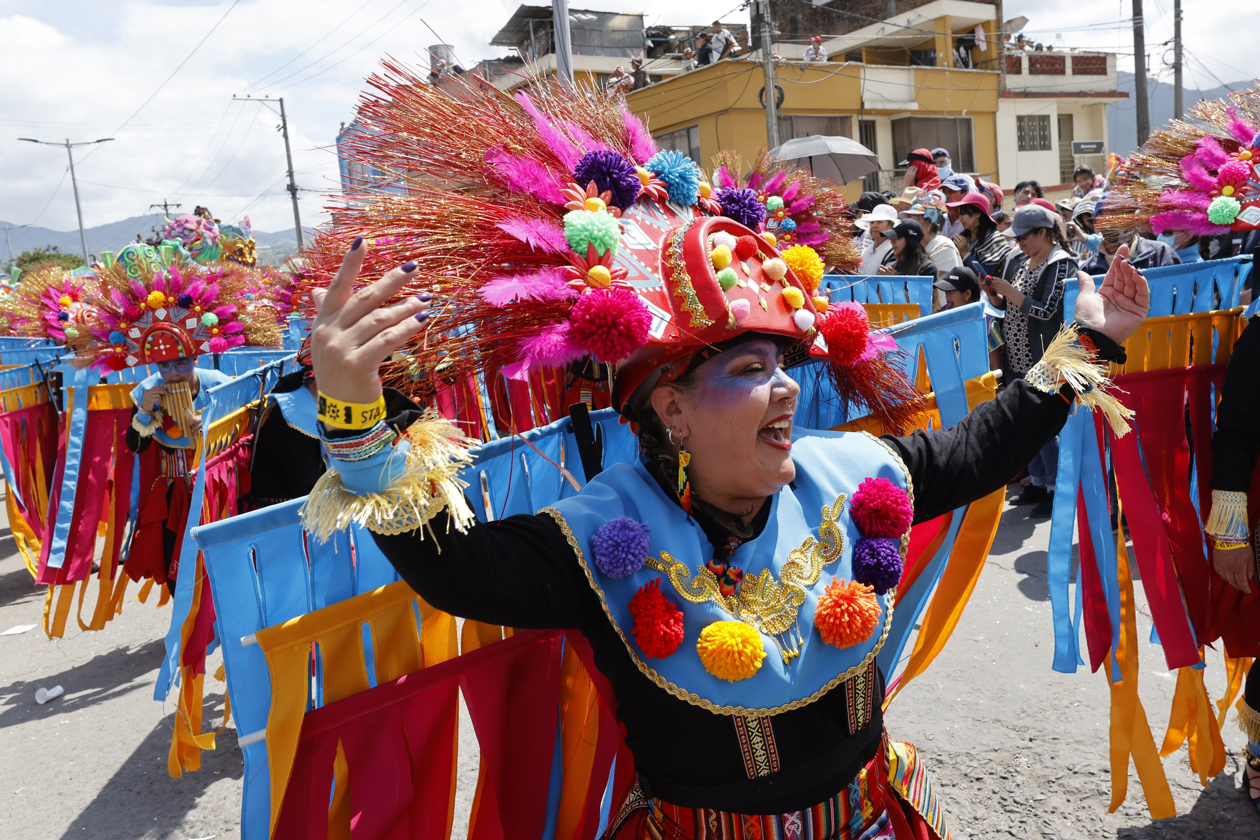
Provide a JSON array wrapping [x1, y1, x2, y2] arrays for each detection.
[[177, 294, 195, 308], [573, 150, 642, 211], [57, 312, 70, 322], [852, 538, 903, 595], [591, 516, 651, 579], [715, 187, 768, 231]]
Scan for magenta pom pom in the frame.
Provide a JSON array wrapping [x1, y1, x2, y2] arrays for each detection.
[[852, 538, 903, 595], [850, 477, 914, 539], [715, 187, 768, 230], [208, 337, 229, 353], [591, 516, 651, 579], [1218, 159, 1251, 187], [568, 288, 651, 362]]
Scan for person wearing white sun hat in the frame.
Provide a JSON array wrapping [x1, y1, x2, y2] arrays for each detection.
[[855, 204, 899, 275]]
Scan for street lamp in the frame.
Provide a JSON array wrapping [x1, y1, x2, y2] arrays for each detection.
[[18, 137, 114, 265]]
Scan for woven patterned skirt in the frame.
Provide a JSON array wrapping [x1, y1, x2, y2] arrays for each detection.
[[604, 736, 948, 840]]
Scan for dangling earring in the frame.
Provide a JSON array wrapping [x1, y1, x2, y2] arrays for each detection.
[[676, 445, 693, 515]]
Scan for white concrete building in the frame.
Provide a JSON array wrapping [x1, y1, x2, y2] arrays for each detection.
[[996, 49, 1127, 196]]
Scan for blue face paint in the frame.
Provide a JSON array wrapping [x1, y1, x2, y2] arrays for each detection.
[[694, 342, 788, 402]]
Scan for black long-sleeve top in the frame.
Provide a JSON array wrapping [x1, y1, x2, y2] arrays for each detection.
[[367, 372, 1094, 814], [1211, 318, 1260, 493]]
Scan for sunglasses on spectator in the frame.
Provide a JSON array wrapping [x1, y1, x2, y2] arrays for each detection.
[[1015, 230, 1043, 243], [157, 358, 196, 373]]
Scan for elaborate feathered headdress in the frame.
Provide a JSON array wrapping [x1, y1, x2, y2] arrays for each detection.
[[299, 64, 918, 431], [1098, 83, 1260, 237], [67, 243, 283, 372], [1, 266, 99, 344]]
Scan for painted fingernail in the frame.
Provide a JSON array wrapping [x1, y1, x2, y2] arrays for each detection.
[[416, 292, 433, 302], [401, 261, 417, 273], [415, 312, 430, 323], [350, 236, 364, 251]]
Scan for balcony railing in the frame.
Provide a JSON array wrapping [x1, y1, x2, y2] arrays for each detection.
[[1005, 52, 1109, 77]]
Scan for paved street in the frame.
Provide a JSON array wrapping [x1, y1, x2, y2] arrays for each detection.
[[0, 488, 1254, 839]]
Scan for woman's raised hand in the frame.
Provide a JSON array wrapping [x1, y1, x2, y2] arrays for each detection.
[[310, 237, 433, 404], [1073, 244, 1150, 345]]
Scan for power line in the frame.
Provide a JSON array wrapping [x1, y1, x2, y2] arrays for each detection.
[[26, 168, 71, 228], [76, 0, 241, 167], [275, 0, 434, 91], [241, 0, 378, 94], [256, 0, 412, 95]]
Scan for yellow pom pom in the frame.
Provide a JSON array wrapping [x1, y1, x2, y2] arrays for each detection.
[[637, 167, 651, 185], [711, 245, 732, 270], [147, 290, 167, 309], [781, 245, 825, 292], [696, 621, 765, 682], [699, 182, 712, 199], [585, 196, 608, 213], [812, 295, 829, 313], [586, 265, 612, 287], [762, 231, 777, 247], [1241, 150, 1254, 161], [781, 286, 805, 310], [1222, 185, 1235, 197], [58, 295, 72, 308]]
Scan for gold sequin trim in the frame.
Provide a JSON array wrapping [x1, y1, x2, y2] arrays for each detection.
[[664, 223, 714, 329], [541, 435, 914, 717]]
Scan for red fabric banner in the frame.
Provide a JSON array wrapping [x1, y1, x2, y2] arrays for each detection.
[[0, 400, 58, 541]]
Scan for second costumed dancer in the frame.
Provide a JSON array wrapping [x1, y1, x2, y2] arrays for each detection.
[[299, 69, 1151, 839]]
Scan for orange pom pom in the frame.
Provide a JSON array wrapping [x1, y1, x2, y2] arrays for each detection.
[[814, 579, 880, 648]]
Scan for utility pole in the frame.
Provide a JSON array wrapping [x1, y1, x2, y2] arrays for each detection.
[[2, 224, 30, 270], [1132, 0, 1151, 146], [17, 137, 114, 264], [149, 200, 182, 217], [234, 95, 304, 250], [1173, 0, 1183, 118], [760, 0, 780, 149]]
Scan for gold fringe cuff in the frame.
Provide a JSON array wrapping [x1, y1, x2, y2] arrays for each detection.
[[1239, 697, 1260, 745], [1206, 490, 1251, 543], [1025, 324, 1135, 438], [300, 412, 477, 543], [131, 411, 163, 438]]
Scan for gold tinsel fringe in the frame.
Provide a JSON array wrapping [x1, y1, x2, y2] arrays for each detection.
[[1205, 490, 1252, 542], [1239, 697, 1260, 745], [300, 413, 477, 543], [1025, 325, 1135, 438]]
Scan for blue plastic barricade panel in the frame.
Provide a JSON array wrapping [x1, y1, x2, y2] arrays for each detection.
[[1065, 255, 1247, 318], [195, 501, 400, 840], [216, 350, 299, 377], [819, 274, 934, 317]]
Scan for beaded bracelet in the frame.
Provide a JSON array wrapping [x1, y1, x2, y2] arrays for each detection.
[[321, 421, 396, 462], [1211, 538, 1251, 551]]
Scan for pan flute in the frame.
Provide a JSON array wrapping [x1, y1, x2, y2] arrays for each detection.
[[159, 381, 200, 441]]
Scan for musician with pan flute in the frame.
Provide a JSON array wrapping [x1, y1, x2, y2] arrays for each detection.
[[69, 258, 278, 590]]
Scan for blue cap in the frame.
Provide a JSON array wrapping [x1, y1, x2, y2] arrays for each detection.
[[931, 147, 950, 159], [941, 174, 971, 193]]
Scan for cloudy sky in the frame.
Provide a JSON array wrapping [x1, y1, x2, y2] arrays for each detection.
[[1, 0, 1253, 236]]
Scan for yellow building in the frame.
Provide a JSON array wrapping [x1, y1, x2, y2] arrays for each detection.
[[627, 58, 1000, 202]]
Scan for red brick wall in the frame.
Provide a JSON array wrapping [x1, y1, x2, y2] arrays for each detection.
[[1005, 54, 1023, 75], [1028, 54, 1066, 75], [1071, 55, 1107, 75]]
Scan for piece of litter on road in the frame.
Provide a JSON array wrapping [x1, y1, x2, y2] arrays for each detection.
[[1, 624, 35, 636], [189, 836, 216, 840]]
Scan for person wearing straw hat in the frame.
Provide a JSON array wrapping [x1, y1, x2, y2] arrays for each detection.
[[299, 70, 1150, 840]]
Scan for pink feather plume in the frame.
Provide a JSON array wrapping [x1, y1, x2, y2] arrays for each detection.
[[620, 104, 657, 164], [1158, 188, 1211, 211], [1150, 210, 1230, 236], [764, 172, 787, 195], [485, 147, 565, 203], [717, 166, 739, 190], [515, 93, 581, 169], [496, 217, 569, 254], [1226, 107, 1258, 146], [565, 122, 609, 154], [788, 195, 816, 215], [747, 172, 764, 190], [1194, 136, 1231, 170], [479, 268, 577, 306], [502, 322, 585, 379], [781, 182, 801, 202]]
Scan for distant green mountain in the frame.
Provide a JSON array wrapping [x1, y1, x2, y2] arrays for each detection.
[[1108, 71, 1249, 156], [0, 213, 308, 267]]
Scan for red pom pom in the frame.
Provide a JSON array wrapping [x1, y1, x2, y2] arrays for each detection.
[[818, 302, 869, 366], [849, 477, 914, 539], [106, 355, 128, 371], [629, 579, 685, 658], [734, 235, 759, 260], [568, 288, 652, 363]]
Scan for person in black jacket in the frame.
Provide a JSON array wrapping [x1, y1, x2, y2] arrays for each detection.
[[1080, 230, 1181, 275], [301, 235, 1150, 837], [987, 205, 1078, 517], [1204, 315, 1260, 813]]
